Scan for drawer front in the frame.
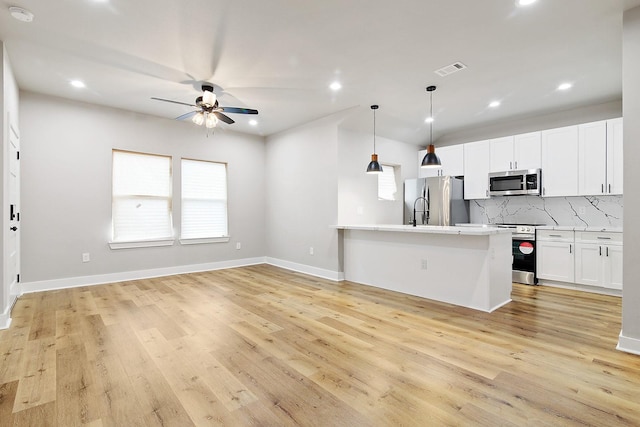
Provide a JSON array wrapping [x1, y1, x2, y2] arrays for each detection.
[[537, 230, 574, 242], [575, 231, 622, 244]]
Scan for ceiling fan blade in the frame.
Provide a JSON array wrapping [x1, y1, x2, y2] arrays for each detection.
[[214, 112, 235, 124], [221, 107, 258, 115], [175, 111, 198, 121], [151, 97, 196, 107]]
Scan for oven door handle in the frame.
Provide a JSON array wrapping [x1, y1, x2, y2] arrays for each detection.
[[513, 236, 535, 242]]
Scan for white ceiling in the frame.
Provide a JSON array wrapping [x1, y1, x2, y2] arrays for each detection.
[[1, 0, 639, 145]]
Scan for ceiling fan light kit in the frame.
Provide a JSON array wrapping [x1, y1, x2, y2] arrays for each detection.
[[421, 86, 442, 169], [205, 112, 218, 129], [151, 83, 258, 133], [366, 105, 383, 174], [192, 112, 205, 126]]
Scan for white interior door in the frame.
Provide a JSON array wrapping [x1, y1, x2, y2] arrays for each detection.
[[8, 123, 20, 305]]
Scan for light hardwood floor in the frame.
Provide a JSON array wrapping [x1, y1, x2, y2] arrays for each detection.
[[1, 264, 639, 426]]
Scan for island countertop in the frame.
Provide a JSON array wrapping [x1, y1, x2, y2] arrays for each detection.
[[335, 224, 512, 236]]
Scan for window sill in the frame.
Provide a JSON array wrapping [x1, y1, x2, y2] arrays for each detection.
[[179, 236, 230, 245], [109, 238, 175, 249]]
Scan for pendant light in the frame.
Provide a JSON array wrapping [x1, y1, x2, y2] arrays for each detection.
[[366, 105, 383, 174], [421, 86, 442, 169]]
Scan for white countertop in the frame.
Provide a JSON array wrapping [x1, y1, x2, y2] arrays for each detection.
[[335, 224, 512, 236], [536, 225, 623, 233]]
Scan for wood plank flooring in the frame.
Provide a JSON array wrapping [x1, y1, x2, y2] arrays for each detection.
[[1, 264, 640, 426]]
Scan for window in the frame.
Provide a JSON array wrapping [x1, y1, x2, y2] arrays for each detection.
[[111, 150, 173, 246], [181, 159, 228, 242], [378, 164, 398, 201]]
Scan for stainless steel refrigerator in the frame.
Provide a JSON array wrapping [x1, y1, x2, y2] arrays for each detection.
[[403, 176, 469, 226]]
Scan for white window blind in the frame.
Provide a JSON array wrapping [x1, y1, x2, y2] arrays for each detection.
[[181, 159, 228, 239], [378, 164, 397, 201], [112, 150, 173, 242]]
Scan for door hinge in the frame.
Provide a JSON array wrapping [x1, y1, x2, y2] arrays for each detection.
[[17, 274, 20, 283]]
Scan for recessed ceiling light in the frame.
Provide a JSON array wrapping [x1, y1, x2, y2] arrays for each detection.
[[425, 117, 434, 123], [70, 80, 86, 88], [489, 101, 501, 108], [517, 0, 537, 6], [329, 81, 342, 91], [557, 82, 573, 91], [9, 6, 34, 22], [249, 119, 258, 126]]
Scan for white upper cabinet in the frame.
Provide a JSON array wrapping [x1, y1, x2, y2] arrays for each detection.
[[513, 132, 542, 170], [577, 119, 623, 196], [578, 120, 607, 195], [541, 125, 579, 197], [606, 118, 623, 195], [489, 136, 514, 172], [463, 140, 490, 200], [418, 145, 464, 178], [489, 132, 541, 172]]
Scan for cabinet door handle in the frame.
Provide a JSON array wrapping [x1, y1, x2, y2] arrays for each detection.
[[599, 246, 602, 256], [549, 234, 562, 237], [486, 189, 488, 197], [608, 183, 611, 193], [601, 184, 604, 193], [597, 237, 611, 240], [606, 247, 609, 257], [510, 161, 513, 170], [569, 244, 572, 254], [515, 161, 518, 169]]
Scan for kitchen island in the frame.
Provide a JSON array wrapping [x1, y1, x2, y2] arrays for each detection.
[[336, 224, 512, 312]]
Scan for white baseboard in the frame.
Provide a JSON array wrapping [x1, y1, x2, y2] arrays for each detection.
[[20, 257, 266, 294], [617, 332, 640, 355], [265, 257, 344, 282], [536, 280, 621, 297], [0, 305, 12, 330]]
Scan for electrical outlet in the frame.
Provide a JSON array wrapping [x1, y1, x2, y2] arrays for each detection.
[[309, 247, 314, 255], [236, 242, 241, 250], [421, 259, 428, 270], [579, 206, 586, 215], [82, 252, 90, 263]]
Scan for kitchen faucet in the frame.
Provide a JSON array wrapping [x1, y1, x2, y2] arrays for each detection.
[[412, 196, 429, 227]]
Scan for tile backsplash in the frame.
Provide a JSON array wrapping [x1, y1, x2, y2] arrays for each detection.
[[470, 195, 623, 227]]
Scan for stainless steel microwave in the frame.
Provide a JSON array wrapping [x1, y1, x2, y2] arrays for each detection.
[[488, 169, 541, 196]]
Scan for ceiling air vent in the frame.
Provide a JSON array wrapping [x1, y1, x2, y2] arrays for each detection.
[[434, 62, 467, 77]]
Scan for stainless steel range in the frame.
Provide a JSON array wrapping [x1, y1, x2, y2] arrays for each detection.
[[495, 223, 545, 285]]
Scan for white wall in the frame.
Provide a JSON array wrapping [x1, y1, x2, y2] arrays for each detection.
[[1, 43, 19, 328], [337, 128, 419, 225], [264, 113, 341, 278], [19, 92, 266, 286], [620, 6, 640, 354]]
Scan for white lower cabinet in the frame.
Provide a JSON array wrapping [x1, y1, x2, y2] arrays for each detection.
[[536, 231, 575, 282], [574, 232, 623, 290], [537, 230, 622, 291]]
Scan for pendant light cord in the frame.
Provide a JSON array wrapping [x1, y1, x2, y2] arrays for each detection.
[[429, 90, 433, 145], [373, 107, 377, 153]]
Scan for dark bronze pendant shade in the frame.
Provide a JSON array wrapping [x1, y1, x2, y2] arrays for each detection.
[[421, 144, 441, 168], [367, 153, 383, 173]]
